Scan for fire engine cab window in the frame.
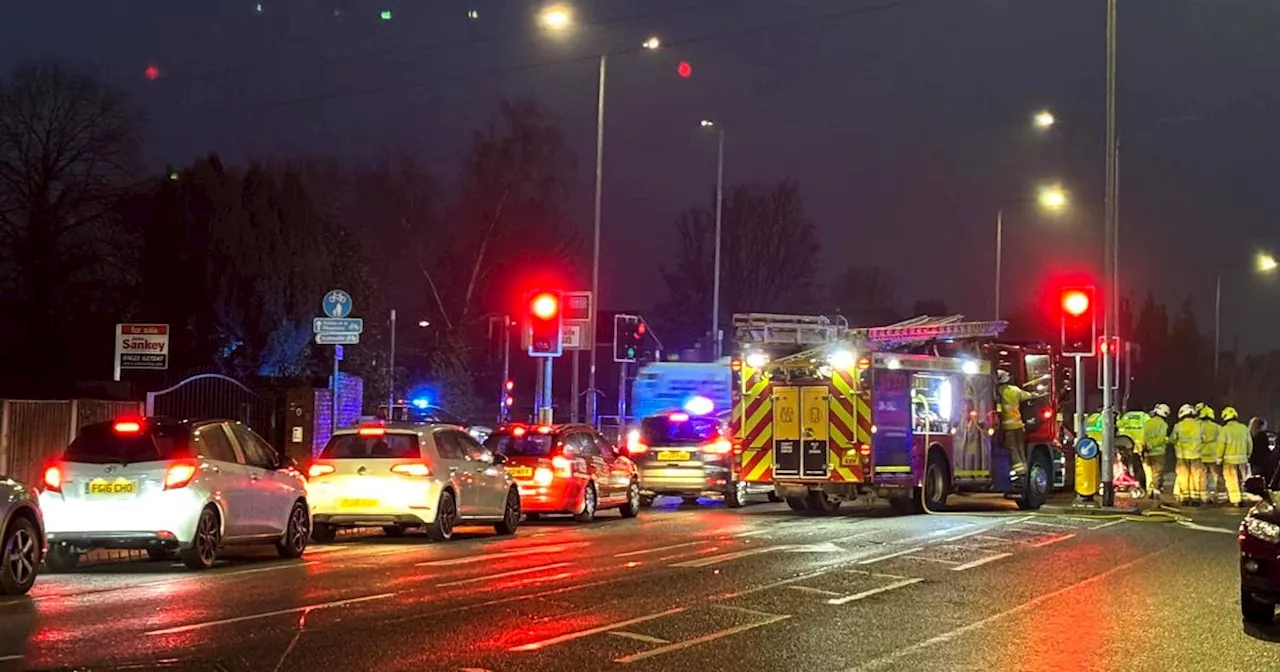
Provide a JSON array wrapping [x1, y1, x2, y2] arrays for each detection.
[[1024, 354, 1051, 391], [910, 375, 953, 434], [485, 432, 555, 457], [65, 424, 190, 464], [322, 433, 419, 459], [639, 417, 719, 446]]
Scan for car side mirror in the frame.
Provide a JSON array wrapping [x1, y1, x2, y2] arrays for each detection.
[[1245, 475, 1269, 497]]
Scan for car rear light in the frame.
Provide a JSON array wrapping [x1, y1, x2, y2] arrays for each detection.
[[512, 426, 527, 437], [113, 420, 143, 434], [536, 425, 553, 434], [391, 462, 431, 477], [668, 412, 690, 422], [1042, 409, 1054, 420], [358, 426, 386, 437], [701, 439, 733, 455], [308, 463, 336, 479], [43, 465, 63, 493], [534, 467, 554, 486], [626, 430, 648, 454], [551, 455, 573, 476], [164, 462, 198, 490]]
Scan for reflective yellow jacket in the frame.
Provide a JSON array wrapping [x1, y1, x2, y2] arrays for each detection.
[[1142, 416, 1169, 457], [1200, 420, 1223, 463], [1171, 418, 1202, 461], [1223, 420, 1251, 465], [998, 384, 1036, 430]]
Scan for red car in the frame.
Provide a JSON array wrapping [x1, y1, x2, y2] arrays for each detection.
[[1240, 474, 1280, 623], [484, 424, 640, 521]]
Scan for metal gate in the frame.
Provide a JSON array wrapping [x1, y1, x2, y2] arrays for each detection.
[[146, 374, 278, 442]]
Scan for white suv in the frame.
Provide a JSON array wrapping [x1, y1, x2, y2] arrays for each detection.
[[38, 417, 310, 570]]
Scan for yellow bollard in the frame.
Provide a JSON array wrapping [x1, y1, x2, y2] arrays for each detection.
[[1075, 437, 1100, 498]]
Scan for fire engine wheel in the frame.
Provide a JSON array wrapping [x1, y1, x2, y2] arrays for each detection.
[[923, 454, 951, 512], [725, 481, 749, 509], [1017, 451, 1051, 511], [806, 491, 841, 515], [785, 496, 809, 512]]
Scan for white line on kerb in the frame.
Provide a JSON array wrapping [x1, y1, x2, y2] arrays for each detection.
[[827, 578, 924, 605], [435, 562, 571, 588], [145, 593, 395, 635]]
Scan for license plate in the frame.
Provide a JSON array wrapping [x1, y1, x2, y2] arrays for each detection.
[[656, 450, 691, 462], [506, 466, 534, 479], [85, 479, 136, 496], [339, 498, 379, 509]]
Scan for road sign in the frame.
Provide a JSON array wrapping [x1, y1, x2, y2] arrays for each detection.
[[114, 323, 169, 380], [563, 291, 593, 351], [322, 290, 353, 318], [562, 323, 584, 349], [315, 332, 360, 345], [313, 317, 364, 334]]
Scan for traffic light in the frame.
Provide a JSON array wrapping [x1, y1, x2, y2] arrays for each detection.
[[1060, 286, 1096, 356], [527, 291, 563, 357], [1097, 336, 1122, 389], [613, 314, 645, 362]]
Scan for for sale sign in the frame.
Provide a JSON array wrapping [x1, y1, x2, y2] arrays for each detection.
[[114, 324, 169, 380]]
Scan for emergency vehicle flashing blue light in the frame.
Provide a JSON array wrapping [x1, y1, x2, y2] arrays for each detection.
[[411, 398, 430, 409], [683, 396, 715, 416]]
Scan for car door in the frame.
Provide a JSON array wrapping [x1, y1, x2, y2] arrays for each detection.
[[231, 424, 296, 536], [573, 432, 614, 504], [594, 432, 632, 505], [193, 423, 254, 538], [456, 430, 507, 515], [431, 429, 479, 517]]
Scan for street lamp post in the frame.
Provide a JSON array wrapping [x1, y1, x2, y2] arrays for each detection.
[[701, 120, 725, 358], [993, 184, 1068, 320], [1214, 252, 1278, 379]]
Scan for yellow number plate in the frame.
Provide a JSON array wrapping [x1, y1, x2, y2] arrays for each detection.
[[656, 451, 691, 462], [86, 479, 136, 496], [339, 498, 379, 509], [506, 466, 533, 479]]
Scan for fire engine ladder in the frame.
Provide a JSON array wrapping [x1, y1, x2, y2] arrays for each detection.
[[850, 315, 1008, 348], [732, 313, 848, 347]]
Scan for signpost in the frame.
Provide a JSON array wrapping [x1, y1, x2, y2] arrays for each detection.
[[113, 324, 170, 382], [316, 290, 360, 433], [563, 291, 593, 423]]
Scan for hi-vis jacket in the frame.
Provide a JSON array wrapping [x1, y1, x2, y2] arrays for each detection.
[[1200, 420, 1223, 463], [1142, 416, 1169, 457], [1222, 420, 1252, 465], [1171, 418, 1202, 461]]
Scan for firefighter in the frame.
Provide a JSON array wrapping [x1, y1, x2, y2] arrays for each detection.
[[1200, 405, 1224, 503], [1141, 404, 1171, 499], [1171, 404, 1205, 506], [996, 370, 1047, 480], [1222, 407, 1251, 507]]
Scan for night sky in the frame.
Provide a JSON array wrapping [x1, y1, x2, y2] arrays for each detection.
[[5, 0, 1279, 352]]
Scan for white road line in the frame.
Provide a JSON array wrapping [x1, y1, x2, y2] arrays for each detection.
[[733, 529, 772, 538], [416, 543, 585, 567], [939, 527, 993, 543], [1091, 520, 1125, 530], [1177, 520, 1237, 534], [509, 607, 684, 652], [712, 604, 784, 618], [609, 631, 670, 644], [1019, 519, 1078, 529], [845, 548, 1169, 671], [145, 593, 395, 635], [434, 562, 572, 588], [613, 614, 791, 663], [787, 585, 843, 597], [903, 555, 960, 565], [672, 546, 786, 568], [614, 541, 709, 558], [950, 553, 1012, 572], [826, 578, 924, 606], [844, 569, 912, 580], [857, 547, 924, 565], [1030, 534, 1076, 548]]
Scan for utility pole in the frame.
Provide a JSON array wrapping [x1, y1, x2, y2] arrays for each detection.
[[587, 53, 607, 427], [388, 309, 396, 410], [1099, 0, 1118, 507]]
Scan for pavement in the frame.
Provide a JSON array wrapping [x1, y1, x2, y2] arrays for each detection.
[[1, 494, 1276, 672]]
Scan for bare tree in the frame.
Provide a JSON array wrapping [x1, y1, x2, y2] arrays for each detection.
[[827, 266, 902, 327]]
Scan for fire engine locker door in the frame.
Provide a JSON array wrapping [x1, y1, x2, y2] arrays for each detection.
[[800, 386, 831, 478], [772, 386, 801, 477]]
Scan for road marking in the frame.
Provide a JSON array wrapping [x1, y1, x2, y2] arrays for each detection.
[[416, 543, 585, 567], [609, 631, 670, 644], [827, 578, 924, 605], [613, 614, 791, 663], [712, 604, 783, 618], [903, 554, 959, 565], [1030, 534, 1076, 548], [857, 547, 924, 565], [672, 546, 786, 568], [614, 541, 709, 558], [1019, 519, 1078, 529], [733, 529, 772, 538], [435, 562, 572, 588], [950, 552, 1012, 571], [788, 585, 843, 597], [939, 527, 993, 543], [845, 547, 1170, 671], [145, 593, 395, 635], [1091, 520, 1125, 530], [844, 569, 912, 580], [509, 608, 684, 652]]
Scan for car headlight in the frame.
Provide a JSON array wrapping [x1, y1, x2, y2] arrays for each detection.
[[1245, 517, 1280, 544]]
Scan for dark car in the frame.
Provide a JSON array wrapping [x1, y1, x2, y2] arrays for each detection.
[[1239, 474, 1280, 622], [625, 412, 775, 508]]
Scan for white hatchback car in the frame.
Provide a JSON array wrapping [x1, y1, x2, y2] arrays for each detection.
[[39, 417, 310, 570], [307, 423, 521, 542]]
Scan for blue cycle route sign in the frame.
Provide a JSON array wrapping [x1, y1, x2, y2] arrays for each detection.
[[322, 290, 352, 318]]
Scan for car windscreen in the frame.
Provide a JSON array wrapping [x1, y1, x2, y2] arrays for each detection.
[[320, 433, 420, 459], [486, 433, 556, 457], [639, 417, 719, 446], [64, 424, 191, 464]]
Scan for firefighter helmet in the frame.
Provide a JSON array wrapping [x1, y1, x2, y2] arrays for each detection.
[[1178, 404, 1195, 419], [1223, 407, 1239, 422], [996, 370, 1012, 384], [1152, 403, 1170, 418], [1199, 406, 1216, 420]]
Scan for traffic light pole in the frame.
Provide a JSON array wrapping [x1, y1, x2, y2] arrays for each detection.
[[571, 350, 580, 423], [1099, 0, 1118, 507], [618, 361, 628, 426], [541, 357, 554, 425]]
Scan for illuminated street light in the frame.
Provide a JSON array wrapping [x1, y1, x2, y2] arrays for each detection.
[[994, 183, 1071, 319], [1258, 252, 1278, 274], [1033, 110, 1056, 130], [1215, 251, 1279, 378], [700, 119, 715, 127], [1037, 184, 1068, 211], [642, 36, 661, 50], [418, 320, 430, 328], [539, 4, 573, 30]]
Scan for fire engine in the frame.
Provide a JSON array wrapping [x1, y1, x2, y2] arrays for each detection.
[[731, 314, 1064, 514]]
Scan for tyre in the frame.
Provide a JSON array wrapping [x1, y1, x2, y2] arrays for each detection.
[[1242, 589, 1276, 624], [180, 506, 221, 570], [619, 480, 641, 518], [494, 488, 522, 535], [725, 480, 749, 509], [276, 500, 310, 559], [640, 495, 655, 508], [806, 491, 841, 515], [681, 496, 700, 506], [0, 517, 40, 595], [767, 491, 783, 503], [382, 525, 406, 537], [44, 545, 80, 573], [146, 547, 175, 561], [574, 484, 598, 522], [311, 522, 337, 543], [1018, 450, 1051, 511], [785, 496, 809, 512], [425, 490, 458, 542], [923, 453, 951, 512]]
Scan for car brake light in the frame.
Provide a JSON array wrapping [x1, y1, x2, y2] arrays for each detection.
[[536, 425, 553, 434], [391, 462, 431, 477], [533, 467, 554, 486], [164, 462, 198, 490], [551, 455, 573, 476], [701, 439, 733, 455], [668, 412, 689, 422], [358, 426, 386, 437], [1042, 409, 1053, 420], [512, 426, 527, 437], [43, 465, 63, 493], [308, 463, 335, 478], [113, 420, 142, 434], [626, 429, 648, 454]]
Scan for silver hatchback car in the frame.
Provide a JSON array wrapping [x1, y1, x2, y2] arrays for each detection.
[[1, 477, 43, 595]]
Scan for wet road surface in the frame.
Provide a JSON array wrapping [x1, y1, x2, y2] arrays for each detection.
[[1, 496, 1275, 672]]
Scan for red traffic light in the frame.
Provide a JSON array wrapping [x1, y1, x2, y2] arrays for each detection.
[[677, 61, 692, 78], [1062, 290, 1090, 317], [531, 292, 559, 320]]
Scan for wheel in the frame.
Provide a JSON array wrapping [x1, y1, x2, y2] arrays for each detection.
[[767, 491, 783, 503], [146, 547, 175, 561], [311, 522, 337, 543], [725, 480, 749, 509], [382, 525, 406, 537], [426, 490, 458, 541], [44, 545, 79, 573], [180, 506, 221, 570], [785, 496, 809, 512], [1, 517, 40, 595], [640, 495, 655, 508], [889, 497, 921, 515], [923, 453, 951, 512], [494, 488, 522, 535], [619, 480, 641, 518], [1018, 451, 1051, 511], [681, 496, 700, 506], [276, 500, 310, 559], [574, 484, 598, 522], [806, 491, 841, 515], [1242, 589, 1276, 624]]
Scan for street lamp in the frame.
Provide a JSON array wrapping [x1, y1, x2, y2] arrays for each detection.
[[417, 320, 430, 328], [1215, 251, 1278, 378], [700, 119, 725, 358], [1033, 110, 1056, 130], [538, 4, 572, 30], [994, 184, 1069, 319], [642, 36, 661, 50]]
